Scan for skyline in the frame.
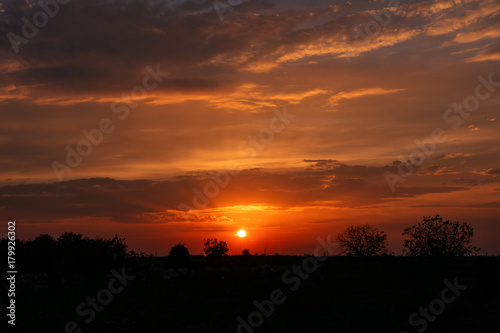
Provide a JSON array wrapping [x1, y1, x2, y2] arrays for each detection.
[[0, 0, 499, 255]]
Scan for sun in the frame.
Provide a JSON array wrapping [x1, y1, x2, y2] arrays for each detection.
[[237, 229, 246, 237]]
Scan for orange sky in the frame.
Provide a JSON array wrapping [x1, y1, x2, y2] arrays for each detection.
[[0, 0, 499, 255]]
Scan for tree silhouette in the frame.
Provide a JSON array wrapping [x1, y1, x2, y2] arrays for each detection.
[[203, 238, 229, 256], [402, 215, 480, 257], [23, 234, 57, 273], [337, 224, 389, 256], [168, 243, 191, 268], [241, 249, 251, 256], [106, 234, 130, 261], [57, 232, 88, 272]]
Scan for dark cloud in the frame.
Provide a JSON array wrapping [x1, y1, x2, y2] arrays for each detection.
[[411, 202, 500, 209], [304, 159, 339, 169], [2, 0, 495, 97], [487, 169, 500, 175], [0, 161, 480, 224]]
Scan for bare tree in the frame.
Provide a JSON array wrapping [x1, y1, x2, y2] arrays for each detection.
[[337, 224, 389, 256], [402, 215, 480, 257]]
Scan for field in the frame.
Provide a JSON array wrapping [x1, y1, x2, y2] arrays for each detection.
[[7, 253, 500, 333]]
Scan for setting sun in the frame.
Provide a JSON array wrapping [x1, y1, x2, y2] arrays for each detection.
[[237, 230, 247, 237]]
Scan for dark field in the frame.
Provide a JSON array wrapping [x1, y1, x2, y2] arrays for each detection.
[[5, 249, 500, 333]]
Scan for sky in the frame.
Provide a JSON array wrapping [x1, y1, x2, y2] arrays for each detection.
[[0, 0, 499, 255]]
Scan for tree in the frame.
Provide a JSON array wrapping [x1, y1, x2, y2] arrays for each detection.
[[241, 249, 251, 256], [24, 234, 57, 272], [203, 238, 229, 256], [168, 243, 191, 268], [402, 215, 480, 257], [337, 224, 389, 256], [106, 234, 130, 260]]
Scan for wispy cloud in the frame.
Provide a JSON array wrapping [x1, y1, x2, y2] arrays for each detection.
[[327, 88, 405, 106]]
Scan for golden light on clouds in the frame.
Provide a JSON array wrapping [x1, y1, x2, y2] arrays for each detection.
[[327, 88, 406, 106]]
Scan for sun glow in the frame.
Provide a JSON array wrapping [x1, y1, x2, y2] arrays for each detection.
[[237, 229, 247, 237]]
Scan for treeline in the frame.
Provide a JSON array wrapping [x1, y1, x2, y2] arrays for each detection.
[[0, 214, 486, 278], [169, 215, 484, 262], [1, 232, 143, 277]]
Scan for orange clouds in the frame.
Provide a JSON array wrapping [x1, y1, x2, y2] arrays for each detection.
[[0, 84, 30, 102], [327, 88, 405, 107]]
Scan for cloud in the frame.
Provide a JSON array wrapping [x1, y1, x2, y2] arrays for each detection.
[[304, 159, 339, 170], [0, 0, 499, 215], [1, 0, 498, 102], [445, 153, 473, 159], [0, 161, 486, 224], [473, 168, 500, 176], [411, 201, 500, 208], [466, 44, 500, 62], [427, 165, 460, 175], [453, 24, 500, 43], [424, 0, 500, 36], [0, 84, 30, 102], [327, 88, 405, 106], [143, 86, 329, 109]]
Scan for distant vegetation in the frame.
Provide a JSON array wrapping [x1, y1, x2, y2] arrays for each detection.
[[0, 232, 140, 277], [0, 215, 493, 332], [0, 215, 481, 270]]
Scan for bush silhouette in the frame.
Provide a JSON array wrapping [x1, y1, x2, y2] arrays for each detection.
[[403, 214, 480, 256], [168, 243, 191, 268]]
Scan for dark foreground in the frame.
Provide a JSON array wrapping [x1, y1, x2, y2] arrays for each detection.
[[3, 253, 500, 333]]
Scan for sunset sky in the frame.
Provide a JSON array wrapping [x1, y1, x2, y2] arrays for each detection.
[[1, 0, 499, 255]]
